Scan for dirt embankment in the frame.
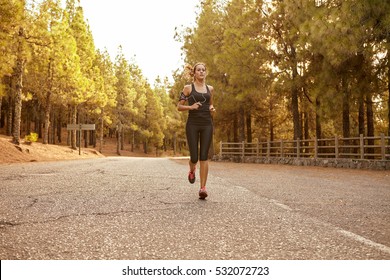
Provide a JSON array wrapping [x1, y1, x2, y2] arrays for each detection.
[[0, 134, 181, 164], [0, 134, 103, 164]]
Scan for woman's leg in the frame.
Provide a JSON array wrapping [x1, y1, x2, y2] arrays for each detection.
[[199, 125, 213, 188], [189, 160, 196, 173], [186, 123, 199, 165], [199, 160, 209, 187], [186, 123, 199, 184]]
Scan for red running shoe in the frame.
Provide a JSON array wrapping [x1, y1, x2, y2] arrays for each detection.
[[199, 187, 208, 199], [188, 169, 196, 184]]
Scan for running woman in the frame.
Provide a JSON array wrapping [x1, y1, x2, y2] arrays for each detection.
[[177, 62, 216, 199]]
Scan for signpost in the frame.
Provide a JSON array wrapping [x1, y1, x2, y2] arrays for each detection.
[[66, 124, 96, 155]]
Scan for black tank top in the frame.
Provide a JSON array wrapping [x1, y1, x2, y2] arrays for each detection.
[[187, 83, 213, 126]]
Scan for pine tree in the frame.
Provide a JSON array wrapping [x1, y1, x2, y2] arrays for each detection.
[[0, 0, 24, 132], [93, 49, 117, 152], [9, 0, 29, 144], [114, 47, 136, 155]]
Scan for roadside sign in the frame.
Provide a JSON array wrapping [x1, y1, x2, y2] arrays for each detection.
[[80, 124, 95, 130], [67, 124, 95, 130], [66, 124, 96, 155]]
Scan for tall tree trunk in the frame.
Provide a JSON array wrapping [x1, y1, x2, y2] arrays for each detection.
[[0, 76, 7, 126], [246, 109, 252, 143], [233, 112, 238, 142], [387, 50, 390, 146], [291, 46, 301, 140], [84, 113, 88, 148], [57, 107, 62, 143], [4, 76, 12, 135], [84, 130, 88, 148], [67, 105, 71, 146], [43, 57, 54, 144], [42, 91, 51, 144], [99, 109, 104, 153], [131, 117, 135, 152], [313, 54, 323, 140], [51, 110, 56, 144], [131, 130, 135, 152], [301, 90, 309, 142], [366, 92, 374, 157], [143, 140, 147, 154], [269, 100, 274, 141], [342, 77, 350, 138], [116, 122, 122, 155], [303, 111, 309, 141], [0, 96, 2, 126], [121, 129, 125, 150], [358, 94, 365, 136], [12, 27, 26, 145], [173, 131, 177, 155], [25, 102, 31, 135], [239, 106, 245, 142], [7, 95, 13, 136], [269, 118, 274, 142], [316, 96, 322, 153], [35, 102, 42, 138], [71, 105, 77, 149]]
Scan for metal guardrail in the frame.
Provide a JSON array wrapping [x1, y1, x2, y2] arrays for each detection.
[[219, 134, 390, 161]]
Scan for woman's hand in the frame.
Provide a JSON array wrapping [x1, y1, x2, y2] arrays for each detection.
[[191, 102, 202, 110]]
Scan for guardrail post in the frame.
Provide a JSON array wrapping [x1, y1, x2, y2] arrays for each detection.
[[360, 134, 364, 159], [280, 139, 284, 157], [314, 137, 318, 159], [380, 133, 385, 160], [219, 141, 222, 157], [256, 139, 259, 157], [296, 138, 300, 158]]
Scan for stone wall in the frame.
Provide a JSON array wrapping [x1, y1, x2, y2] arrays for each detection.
[[213, 155, 390, 170]]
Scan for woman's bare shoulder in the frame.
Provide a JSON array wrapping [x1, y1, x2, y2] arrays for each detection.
[[183, 84, 192, 95]]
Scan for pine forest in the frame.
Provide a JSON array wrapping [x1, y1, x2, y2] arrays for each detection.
[[1, 0, 389, 157]]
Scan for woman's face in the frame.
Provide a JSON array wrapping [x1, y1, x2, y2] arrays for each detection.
[[194, 64, 206, 80]]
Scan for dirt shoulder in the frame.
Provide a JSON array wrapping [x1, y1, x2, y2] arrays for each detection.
[[0, 134, 104, 164], [0, 134, 183, 164]]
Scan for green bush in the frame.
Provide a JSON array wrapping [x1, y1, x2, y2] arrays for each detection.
[[24, 132, 38, 143]]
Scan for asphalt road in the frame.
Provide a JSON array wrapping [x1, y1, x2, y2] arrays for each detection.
[[0, 157, 389, 260]]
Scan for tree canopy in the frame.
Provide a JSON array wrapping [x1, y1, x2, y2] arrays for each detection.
[[175, 0, 390, 145], [0, 0, 389, 156]]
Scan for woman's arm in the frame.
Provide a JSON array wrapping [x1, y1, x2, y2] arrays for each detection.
[[177, 85, 201, 111], [209, 85, 216, 112]]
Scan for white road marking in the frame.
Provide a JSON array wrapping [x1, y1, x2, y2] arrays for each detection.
[[269, 199, 293, 211], [338, 229, 390, 255], [212, 177, 390, 256]]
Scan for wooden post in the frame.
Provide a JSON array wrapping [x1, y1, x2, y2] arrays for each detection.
[[297, 138, 300, 158], [256, 139, 259, 157], [242, 141, 245, 160], [219, 141, 223, 157], [335, 136, 339, 158], [314, 137, 318, 159], [280, 139, 284, 157], [380, 133, 385, 160], [360, 134, 364, 159], [267, 139, 271, 158]]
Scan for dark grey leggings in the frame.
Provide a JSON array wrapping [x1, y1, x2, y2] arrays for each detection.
[[186, 123, 213, 163]]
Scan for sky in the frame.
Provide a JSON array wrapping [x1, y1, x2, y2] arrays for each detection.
[[80, 0, 200, 83]]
